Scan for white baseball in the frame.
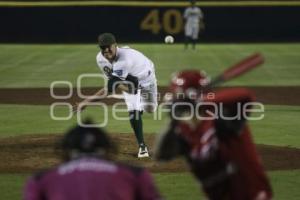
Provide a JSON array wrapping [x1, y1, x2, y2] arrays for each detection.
[[164, 35, 174, 44]]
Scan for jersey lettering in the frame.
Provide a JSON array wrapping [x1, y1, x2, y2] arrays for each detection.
[[113, 70, 123, 77]]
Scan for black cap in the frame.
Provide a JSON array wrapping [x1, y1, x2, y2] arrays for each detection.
[[98, 33, 117, 46], [61, 119, 111, 154]]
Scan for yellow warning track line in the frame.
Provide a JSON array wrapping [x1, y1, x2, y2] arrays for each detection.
[[0, 1, 300, 7]]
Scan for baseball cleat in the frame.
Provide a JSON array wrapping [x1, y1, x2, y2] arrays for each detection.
[[138, 146, 149, 158]]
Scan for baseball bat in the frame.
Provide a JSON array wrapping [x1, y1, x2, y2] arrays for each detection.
[[207, 53, 264, 88]]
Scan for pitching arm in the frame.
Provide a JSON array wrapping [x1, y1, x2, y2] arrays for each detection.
[[107, 74, 138, 95], [72, 87, 107, 113]]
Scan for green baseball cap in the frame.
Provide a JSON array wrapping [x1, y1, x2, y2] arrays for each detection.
[[98, 33, 117, 46]]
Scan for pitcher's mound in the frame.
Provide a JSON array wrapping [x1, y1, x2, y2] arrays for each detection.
[[0, 133, 300, 173]]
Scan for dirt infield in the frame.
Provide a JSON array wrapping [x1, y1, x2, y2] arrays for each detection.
[[0, 86, 300, 106], [1, 134, 300, 174]]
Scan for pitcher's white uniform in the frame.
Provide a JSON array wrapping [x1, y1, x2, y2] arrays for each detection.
[[96, 46, 157, 112], [184, 6, 203, 39]]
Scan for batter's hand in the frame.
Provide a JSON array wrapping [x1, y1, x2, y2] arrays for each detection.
[[154, 120, 184, 161]]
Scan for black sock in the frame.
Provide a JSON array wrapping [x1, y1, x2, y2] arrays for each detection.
[[129, 110, 145, 147], [184, 37, 189, 49], [192, 39, 197, 49]]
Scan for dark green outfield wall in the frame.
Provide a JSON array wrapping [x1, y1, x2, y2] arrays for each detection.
[[0, 4, 299, 43]]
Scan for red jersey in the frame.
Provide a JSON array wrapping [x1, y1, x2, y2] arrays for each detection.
[[177, 88, 272, 200]]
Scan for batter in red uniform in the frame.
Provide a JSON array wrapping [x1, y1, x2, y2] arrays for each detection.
[[155, 70, 272, 200]]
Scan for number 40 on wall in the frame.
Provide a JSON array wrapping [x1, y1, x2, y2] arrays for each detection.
[[140, 9, 183, 35]]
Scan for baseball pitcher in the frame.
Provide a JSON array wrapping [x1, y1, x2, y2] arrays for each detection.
[[74, 33, 157, 158]]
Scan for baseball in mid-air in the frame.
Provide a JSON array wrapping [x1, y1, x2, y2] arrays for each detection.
[[164, 35, 174, 44]]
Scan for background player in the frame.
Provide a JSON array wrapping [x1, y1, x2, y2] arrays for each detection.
[[183, 0, 204, 50], [24, 120, 161, 200], [73, 33, 158, 158], [155, 70, 272, 200]]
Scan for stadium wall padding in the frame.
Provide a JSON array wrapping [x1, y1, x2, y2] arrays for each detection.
[[0, 5, 299, 43]]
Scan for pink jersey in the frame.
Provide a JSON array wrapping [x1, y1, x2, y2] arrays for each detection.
[[24, 157, 161, 200]]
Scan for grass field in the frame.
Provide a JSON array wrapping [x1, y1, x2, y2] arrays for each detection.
[[2, 170, 300, 200], [0, 44, 300, 87], [0, 104, 300, 148], [0, 43, 300, 200]]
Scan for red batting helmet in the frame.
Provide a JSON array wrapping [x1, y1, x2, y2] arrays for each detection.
[[164, 70, 210, 102], [169, 70, 210, 94]]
